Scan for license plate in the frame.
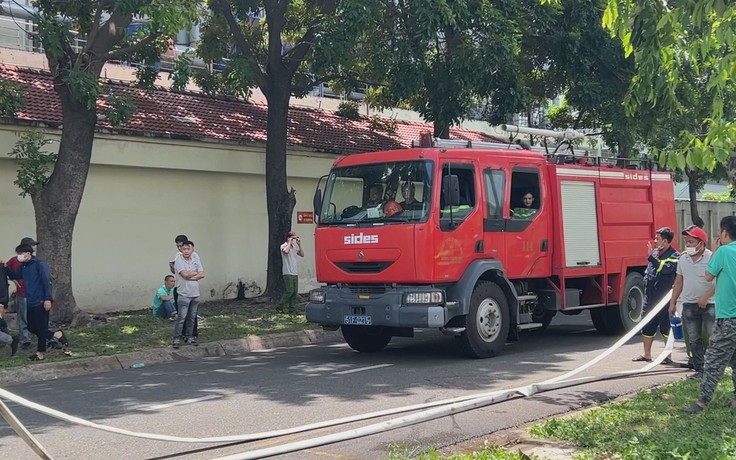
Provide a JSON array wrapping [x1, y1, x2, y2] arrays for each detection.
[[344, 315, 372, 325]]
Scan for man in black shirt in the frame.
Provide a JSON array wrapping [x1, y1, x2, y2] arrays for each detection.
[[633, 227, 680, 363]]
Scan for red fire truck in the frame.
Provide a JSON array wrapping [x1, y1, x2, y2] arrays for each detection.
[[307, 125, 677, 358]]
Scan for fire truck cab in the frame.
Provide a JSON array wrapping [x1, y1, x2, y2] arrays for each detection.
[[307, 126, 676, 358]]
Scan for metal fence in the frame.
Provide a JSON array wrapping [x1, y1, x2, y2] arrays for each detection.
[[675, 200, 736, 246], [0, 15, 86, 54]]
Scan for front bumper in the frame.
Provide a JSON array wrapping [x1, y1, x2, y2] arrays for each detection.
[[306, 285, 453, 328]]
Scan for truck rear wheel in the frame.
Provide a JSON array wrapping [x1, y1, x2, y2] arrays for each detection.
[[456, 281, 510, 358], [342, 326, 392, 353], [591, 272, 645, 335]]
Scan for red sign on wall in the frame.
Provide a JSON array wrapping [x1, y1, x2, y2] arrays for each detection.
[[297, 211, 314, 224]]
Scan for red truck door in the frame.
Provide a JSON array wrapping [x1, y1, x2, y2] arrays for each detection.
[[434, 160, 484, 282], [503, 163, 552, 279]]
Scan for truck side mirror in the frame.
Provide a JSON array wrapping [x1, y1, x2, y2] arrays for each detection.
[[313, 188, 322, 216], [442, 175, 460, 207]]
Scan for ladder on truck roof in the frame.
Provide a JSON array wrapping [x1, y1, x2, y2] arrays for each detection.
[[411, 137, 525, 151], [412, 125, 661, 171]]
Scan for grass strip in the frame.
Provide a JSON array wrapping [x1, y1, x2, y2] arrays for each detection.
[[530, 373, 736, 459], [1, 299, 316, 368]]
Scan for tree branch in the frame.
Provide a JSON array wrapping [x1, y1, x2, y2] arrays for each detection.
[[90, 10, 134, 59], [83, 0, 108, 55], [105, 33, 160, 60], [215, 0, 267, 94]]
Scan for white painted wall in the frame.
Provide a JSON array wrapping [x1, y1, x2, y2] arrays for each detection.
[[0, 127, 336, 312]]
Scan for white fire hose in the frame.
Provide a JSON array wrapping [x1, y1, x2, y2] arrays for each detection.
[[0, 292, 679, 460]]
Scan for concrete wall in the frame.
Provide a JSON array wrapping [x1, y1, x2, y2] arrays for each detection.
[[675, 200, 736, 247], [0, 126, 337, 312]]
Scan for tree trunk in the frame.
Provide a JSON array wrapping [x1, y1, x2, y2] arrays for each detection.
[[262, 82, 297, 298], [33, 84, 97, 323], [685, 168, 704, 228], [434, 120, 450, 139], [727, 156, 736, 192]]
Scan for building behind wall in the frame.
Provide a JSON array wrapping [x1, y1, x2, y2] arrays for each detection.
[[0, 65, 506, 312]]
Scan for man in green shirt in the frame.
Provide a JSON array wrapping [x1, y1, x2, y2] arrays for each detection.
[[685, 216, 736, 413], [153, 275, 177, 320]]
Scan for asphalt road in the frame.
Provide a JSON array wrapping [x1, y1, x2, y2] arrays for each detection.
[[0, 312, 690, 460]]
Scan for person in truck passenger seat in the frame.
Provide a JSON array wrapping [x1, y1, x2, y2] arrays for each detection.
[[511, 191, 538, 219], [366, 184, 383, 207], [399, 182, 423, 211]]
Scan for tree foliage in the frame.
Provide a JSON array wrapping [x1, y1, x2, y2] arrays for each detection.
[[8, 131, 58, 198], [313, 0, 528, 139], [0, 80, 27, 117], [603, 0, 736, 181], [520, 0, 641, 156]]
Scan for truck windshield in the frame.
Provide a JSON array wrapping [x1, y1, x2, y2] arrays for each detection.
[[319, 160, 434, 224]]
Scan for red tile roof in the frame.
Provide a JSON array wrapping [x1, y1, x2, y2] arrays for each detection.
[[0, 65, 507, 155]]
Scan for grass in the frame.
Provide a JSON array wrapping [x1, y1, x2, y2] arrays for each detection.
[[386, 445, 537, 460], [0, 298, 318, 368], [529, 372, 736, 460]]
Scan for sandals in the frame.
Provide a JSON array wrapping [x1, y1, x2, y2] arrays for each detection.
[[632, 355, 653, 362]]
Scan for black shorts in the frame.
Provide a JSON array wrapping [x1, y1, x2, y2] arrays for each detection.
[[641, 300, 671, 337]]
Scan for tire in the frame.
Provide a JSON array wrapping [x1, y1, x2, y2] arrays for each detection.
[[341, 326, 392, 353], [591, 272, 645, 335], [456, 281, 510, 359]]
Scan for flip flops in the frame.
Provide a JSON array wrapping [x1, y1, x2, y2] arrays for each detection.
[[632, 355, 652, 362]]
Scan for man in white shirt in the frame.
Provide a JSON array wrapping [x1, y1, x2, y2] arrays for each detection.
[[172, 240, 204, 348], [170, 234, 201, 337], [670, 225, 716, 379], [277, 231, 304, 314]]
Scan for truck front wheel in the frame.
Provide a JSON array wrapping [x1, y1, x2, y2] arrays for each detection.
[[456, 281, 510, 358], [342, 326, 392, 353]]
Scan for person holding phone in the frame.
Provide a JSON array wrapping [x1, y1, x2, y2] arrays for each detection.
[[277, 231, 304, 314]]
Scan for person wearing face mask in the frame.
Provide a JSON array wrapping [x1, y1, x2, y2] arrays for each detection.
[[669, 225, 715, 379], [4, 244, 53, 361], [5, 239, 36, 350], [633, 226, 680, 363]]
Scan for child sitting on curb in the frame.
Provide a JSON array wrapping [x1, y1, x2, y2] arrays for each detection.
[[153, 275, 177, 320]]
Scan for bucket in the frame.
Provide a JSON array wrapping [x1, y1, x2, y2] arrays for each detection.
[[671, 316, 684, 340]]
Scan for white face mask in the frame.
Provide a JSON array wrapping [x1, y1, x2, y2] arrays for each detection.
[[685, 247, 697, 256], [16, 254, 26, 262]]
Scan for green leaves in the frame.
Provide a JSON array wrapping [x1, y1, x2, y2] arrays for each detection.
[[604, 0, 736, 177], [0, 80, 27, 117], [8, 131, 58, 198], [101, 91, 136, 127], [64, 70, 101, 110]]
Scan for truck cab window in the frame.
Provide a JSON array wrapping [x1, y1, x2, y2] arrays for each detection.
[[510, 170, 541, 220], [318, 161, 433, 224], [483, 169, 505, 219], [440, 164, 476, 227]]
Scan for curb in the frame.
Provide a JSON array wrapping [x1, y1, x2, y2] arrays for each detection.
[[0, 329, 343, 386]]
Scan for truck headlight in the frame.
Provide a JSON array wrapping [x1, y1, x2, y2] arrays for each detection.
[[309, 289, 325, 303], [404, 291, 444, 304]]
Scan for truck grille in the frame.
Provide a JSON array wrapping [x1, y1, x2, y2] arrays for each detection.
[[335, 261, 393, 274], [348, 285, 388, 295]]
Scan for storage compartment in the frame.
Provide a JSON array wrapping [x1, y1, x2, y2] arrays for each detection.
[[560, 181, 601, 267], [536, 288, 581, 310]]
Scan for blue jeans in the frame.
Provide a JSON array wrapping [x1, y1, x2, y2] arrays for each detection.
[[683, 302, 716, 372], [174, 296, 199, 339], [15, 296, 30, 344], [156, 300, 176, 319]]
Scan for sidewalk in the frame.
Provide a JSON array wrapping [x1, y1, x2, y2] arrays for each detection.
[[0, 328, 342, 386]]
